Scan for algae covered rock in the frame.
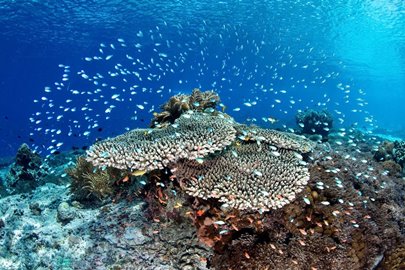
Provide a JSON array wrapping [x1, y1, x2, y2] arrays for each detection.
[[296, 109, 333, 137], [57, 202, 77, 223], [393, 141, 405, 168], [5, 143, 46, 194]]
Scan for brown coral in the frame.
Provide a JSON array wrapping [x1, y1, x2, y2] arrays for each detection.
[[380, 244, 405, 270], [66, 157, 124, 201], [151, 88, 220, 127]]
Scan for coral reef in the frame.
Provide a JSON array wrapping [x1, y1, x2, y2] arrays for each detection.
[[296, 109, 333, 137], [0, 183, 209, 270], [150, 88, 220, 128], [2, 90, 403, 269], [206, 139, 405, 269]]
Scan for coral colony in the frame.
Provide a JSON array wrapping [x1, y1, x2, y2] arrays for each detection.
[[0, 89, 404, 269], [65, 90, 403, 268]]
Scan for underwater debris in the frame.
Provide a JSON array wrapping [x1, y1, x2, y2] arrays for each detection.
[[296, 109, 333, 137]]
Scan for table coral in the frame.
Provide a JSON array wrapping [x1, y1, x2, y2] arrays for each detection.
[[86, 112, 237, 171], [172, 143, 310, 211]]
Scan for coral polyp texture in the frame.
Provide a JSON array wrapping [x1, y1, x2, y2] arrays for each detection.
[[235, 124, 314, 153], [86, 112, 237, 172], [150, 88, 220, 127], [172, 143, 310, 211]]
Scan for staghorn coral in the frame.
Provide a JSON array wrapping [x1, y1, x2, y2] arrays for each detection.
[[172, 142, 310, 211], [150, 88, 220, 127], [86, 112, 237, 172], [66, 157, 124, 201], [296, 109, 333, 137], [393, 140, 405, 168]]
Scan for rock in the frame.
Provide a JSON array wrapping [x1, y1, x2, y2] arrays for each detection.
[[57, 202, 76, 223], [4, 144, 46, 194], [122, 226, 150, 246], [29, 202, 42, 215], [296, 109, 333, 137]]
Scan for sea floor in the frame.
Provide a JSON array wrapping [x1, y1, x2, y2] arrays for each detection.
[[0, 129, 404, 270]]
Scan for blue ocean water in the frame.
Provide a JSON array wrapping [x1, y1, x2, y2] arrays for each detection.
[[0, 0, 404, 157]]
